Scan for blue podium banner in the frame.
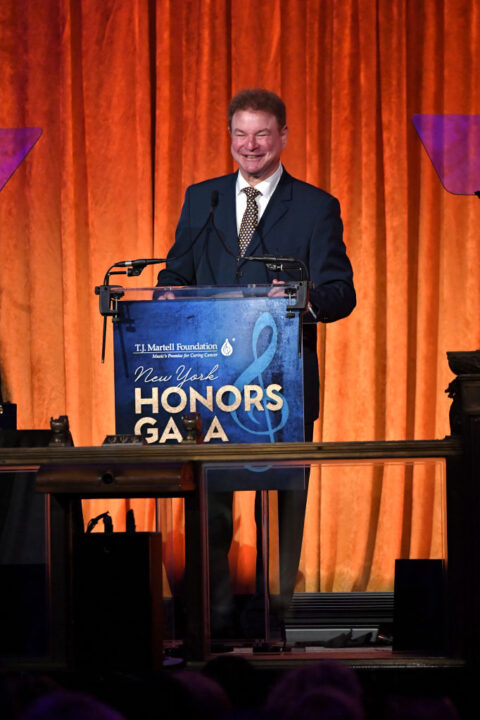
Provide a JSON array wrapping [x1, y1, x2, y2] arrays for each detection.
[[113, 291, 304, 445]]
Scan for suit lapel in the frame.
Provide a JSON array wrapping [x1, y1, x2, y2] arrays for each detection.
[[214, 173, 239, 259]]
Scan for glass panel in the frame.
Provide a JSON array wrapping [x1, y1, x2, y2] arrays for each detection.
[[155, 497, 185, 659], [412, 113, 480, 195], [0, 127, 42, 192], [202, 458, 446, 650], [109, 282, 303, 301], [113, 289, 304, 446]]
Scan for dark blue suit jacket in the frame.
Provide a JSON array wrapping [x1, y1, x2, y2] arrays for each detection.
[[157, 169, 356, 423]]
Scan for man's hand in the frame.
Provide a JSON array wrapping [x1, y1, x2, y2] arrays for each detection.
[[268, 278, 286, 297], [156, 290, 175, 300]]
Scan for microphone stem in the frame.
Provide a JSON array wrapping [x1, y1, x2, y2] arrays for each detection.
[[101, 316, 107, 363]]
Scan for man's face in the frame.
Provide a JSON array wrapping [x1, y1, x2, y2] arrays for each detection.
[[230, 110, 288, 184]]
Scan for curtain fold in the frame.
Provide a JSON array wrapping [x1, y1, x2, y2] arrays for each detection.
[[1, 0, 479, 592]]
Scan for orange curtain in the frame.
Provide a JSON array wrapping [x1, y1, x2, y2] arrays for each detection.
[[1, 0, 479, 592]]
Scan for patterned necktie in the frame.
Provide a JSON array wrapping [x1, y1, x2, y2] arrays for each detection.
[[238, 186, 262, 256]]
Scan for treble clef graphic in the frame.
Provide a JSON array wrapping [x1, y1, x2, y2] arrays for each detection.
[[231, 312, 289, 442]]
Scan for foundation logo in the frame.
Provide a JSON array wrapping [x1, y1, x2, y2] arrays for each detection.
[[221, 338, 233, 356]]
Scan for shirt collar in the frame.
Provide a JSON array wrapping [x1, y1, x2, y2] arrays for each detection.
[[236, 163, 284, 200]]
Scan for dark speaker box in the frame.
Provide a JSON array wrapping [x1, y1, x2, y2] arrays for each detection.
[[0, 428, 52, 661], [0, 564, 47, 657], [73, 532, 163, 670], [393, 559, 445, 653], [0, 402, 17, 430]]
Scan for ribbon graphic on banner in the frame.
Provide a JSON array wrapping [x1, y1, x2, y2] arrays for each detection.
[[231, 312, 289, 442]]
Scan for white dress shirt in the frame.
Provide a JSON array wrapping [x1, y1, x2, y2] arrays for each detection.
[[235, 163, 284, 234]]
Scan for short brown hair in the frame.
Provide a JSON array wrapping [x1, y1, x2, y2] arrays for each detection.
[[228, 88, 287, 130]]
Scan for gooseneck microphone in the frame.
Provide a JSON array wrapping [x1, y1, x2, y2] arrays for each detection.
[[97, 191, 222, 362], [113, 258, 168, 269], [161, 189, 222, 265], [112, 257, 168, 277], [106, 191, 221, 279], [240, 254, 309, 281], [105, 189, 308, 282], [208, 194, 308, 279]]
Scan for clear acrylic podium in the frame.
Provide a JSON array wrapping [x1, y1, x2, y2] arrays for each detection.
[[110, 283, 306, 445]]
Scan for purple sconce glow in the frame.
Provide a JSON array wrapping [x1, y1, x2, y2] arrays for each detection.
[[0, 127, 42, 191], [412, 114, 480, 196]]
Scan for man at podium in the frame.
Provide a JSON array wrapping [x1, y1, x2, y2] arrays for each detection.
[[157, 88, 355, 637]]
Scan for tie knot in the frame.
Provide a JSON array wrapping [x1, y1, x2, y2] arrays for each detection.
[[242, 186, 261, 200]]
